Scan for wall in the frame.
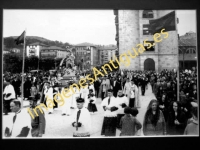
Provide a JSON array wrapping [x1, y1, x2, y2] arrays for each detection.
[[118, 10, 178, 72], [118, 10, 140, 70]]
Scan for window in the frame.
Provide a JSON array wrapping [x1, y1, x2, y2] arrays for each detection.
[[143, 41, 155, 51], [143, 10, 154, 18], [143, 24, 152, 35], [186, 48, 196, 54]]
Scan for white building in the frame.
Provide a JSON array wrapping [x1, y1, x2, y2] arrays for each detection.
[[26, 42, 49, 57]]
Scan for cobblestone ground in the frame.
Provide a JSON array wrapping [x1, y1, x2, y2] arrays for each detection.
[[2, 83, 155, 138]]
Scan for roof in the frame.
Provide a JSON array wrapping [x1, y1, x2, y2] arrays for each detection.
[[98, 46, 117, 50], [28, 42, 49, 47], [74, 42, 96, 47], [179, 32, 196, 46], [41, 46, 66, 51]]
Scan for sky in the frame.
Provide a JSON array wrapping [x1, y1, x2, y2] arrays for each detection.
[[3, 10, 196, 45], [176, 10, 196, 36]]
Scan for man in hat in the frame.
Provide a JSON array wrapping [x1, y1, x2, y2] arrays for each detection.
[[72, 97, 91, 137], [28, 96, 46, 137]]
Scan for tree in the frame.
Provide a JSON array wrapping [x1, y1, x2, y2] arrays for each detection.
[[3, 53, 22, 73]]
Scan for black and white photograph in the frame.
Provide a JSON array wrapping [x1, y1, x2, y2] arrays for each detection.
[[2, 9, 198, 138]]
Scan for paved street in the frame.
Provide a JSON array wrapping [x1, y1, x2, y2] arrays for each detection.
[[3, 83, 155, 138]]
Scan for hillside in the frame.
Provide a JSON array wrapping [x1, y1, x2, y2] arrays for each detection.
[[3, 36, 71, 49]]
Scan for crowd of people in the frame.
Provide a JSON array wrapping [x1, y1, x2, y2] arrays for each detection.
[[3, 68, 198, 137]]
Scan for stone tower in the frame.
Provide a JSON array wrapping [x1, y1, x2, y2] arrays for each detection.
[[116, 10, 178, 72]]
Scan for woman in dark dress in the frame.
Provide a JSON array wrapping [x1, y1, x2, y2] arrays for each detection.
[[143, 99, 166, 136], [167, 101, 187, 135], [158, 93, 170, 122]]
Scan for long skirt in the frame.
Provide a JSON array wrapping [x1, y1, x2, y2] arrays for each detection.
[[129, 98, 135, 108], [87, 103, 98, 112], [101, 117, 117, 136]]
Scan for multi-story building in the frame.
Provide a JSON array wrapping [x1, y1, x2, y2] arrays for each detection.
[[99, 46, 118, 65], [40, 46, 68, 58], [74, 42, 99, 70], [114, 10, 179, 72], [179, 31, 197, 70], [26, 42, 49, 57]]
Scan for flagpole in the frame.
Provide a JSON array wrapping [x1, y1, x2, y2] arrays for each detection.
[[175, 11, 179, 102], [21, 29, 26, 108]]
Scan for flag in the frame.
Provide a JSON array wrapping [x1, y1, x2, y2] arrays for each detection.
[[149, 11, 176, 34], [15, 31, 25, 45]]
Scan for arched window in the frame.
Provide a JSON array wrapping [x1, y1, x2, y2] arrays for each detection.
[[143, 10, 154, 18], [186, 48, 196, 54]]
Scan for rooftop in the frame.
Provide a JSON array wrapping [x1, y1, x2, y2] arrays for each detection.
[[74, 42, 96, 47], [42, 46, 66, 51], [98, 46, 117, 50], [179, 32, 196, 46]]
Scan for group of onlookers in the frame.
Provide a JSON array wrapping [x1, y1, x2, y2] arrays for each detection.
[[3, 68, 198, 137]]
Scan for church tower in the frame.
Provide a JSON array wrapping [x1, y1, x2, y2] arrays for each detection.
[[116, 10, 178, 72]]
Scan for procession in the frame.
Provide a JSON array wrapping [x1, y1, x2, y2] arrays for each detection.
[[3, 63, 198, 137], [2, 9, 198, 138]]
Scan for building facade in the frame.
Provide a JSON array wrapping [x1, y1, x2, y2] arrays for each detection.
[[40, 46, 68, 59], [179, 31, 197, 70], [74, 43, 99, 70], [115, 10, 178, 72], [99, 46, 118, 65], [26, 42, 49, 57]]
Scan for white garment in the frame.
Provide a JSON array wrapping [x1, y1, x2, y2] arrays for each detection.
[[123, 82, 131, 96], [80, 87, 89, 108], [3, 84, 16, 100], [101, 96, 118, 117], [88, 84, 95, 95], [72, 107, 91, 135], [71, 87, 80, 109], [130, 90, 135, 98], [61, 87, 73, 115], [44, 87, 54, 113], [116, 96, 129, 114], [87, 94, 96, 104], [6, 109, 31, 137]]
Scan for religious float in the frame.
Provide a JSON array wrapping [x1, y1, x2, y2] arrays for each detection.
[[56, 49, 77, 87]]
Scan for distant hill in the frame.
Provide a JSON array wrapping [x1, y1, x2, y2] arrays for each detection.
[[3, 36, 71, 49], [8, 36, 52, 42]]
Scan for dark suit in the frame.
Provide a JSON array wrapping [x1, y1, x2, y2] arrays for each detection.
[[113, 79, 122, 97], [140, 79, 147, 96], [94, 80, 101, 98], [12, 79, 21, 98], [30, 106, 46, 137]]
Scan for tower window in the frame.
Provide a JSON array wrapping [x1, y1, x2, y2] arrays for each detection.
[[143, 24, 152, 35], [143, 10, 154, 18], [143, 41, 155, 51]]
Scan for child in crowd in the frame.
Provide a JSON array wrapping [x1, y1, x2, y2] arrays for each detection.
[[119, 107, 142, 136], [87, 89, 98, 114]]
